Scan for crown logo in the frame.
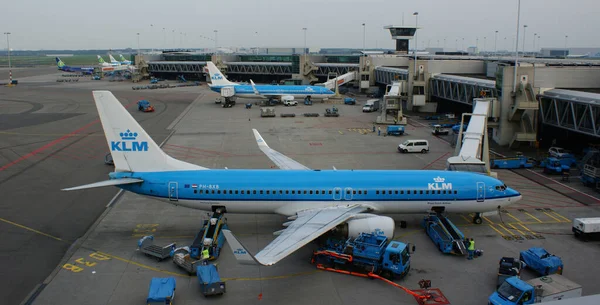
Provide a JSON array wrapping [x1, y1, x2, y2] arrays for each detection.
[[119, 129, 138, 140], [433, 176, 445, 183]]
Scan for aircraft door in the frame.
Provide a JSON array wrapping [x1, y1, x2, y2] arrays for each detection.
[[344, 187, 353, 200], [333, 187, 342, 200], [168, 182, 178, 201], [476, 182, 485, 202]]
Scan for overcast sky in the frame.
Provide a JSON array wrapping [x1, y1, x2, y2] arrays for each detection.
[[1, 0, 598, 51]]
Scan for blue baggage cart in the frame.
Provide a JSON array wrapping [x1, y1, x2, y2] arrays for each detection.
[[147, 277, 176, 304], [197, 264, 226, 296]]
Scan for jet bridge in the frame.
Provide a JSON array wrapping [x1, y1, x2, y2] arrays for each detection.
[[447, 99, 493, 177], [318, 71, 356, 90]]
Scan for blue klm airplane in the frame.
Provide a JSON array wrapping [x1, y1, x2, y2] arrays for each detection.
[[206, 62, 334, 101], [63, 91, 522, 265], [55, 57, 94, 75]]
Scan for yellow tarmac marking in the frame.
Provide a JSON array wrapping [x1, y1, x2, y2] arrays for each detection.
[[543, 212, 562, 223], [460, 215, 472, 224], [552, 212, 571, 223], [524, 212, 542, 223], [0, 217, 63, 241], [482, 216, 495, 225], [496, 224, 515, 236], [518, 223, 534, 233], [507, 223, 525, 235], [488, 224, 506, 236], [505, 213, 522, 223], [338, 131, 343, 135]]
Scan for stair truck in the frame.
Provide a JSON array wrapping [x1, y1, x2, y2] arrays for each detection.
[[488, 274, 582, 305], [311, 232, 413, 280], [422, 213, 469, 255]]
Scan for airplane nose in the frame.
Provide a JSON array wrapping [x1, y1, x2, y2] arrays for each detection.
[[507, 187, 522, 201]]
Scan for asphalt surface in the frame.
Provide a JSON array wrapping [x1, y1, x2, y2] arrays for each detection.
[[0, 69, 201, 304], [29, 87, 600, 305]]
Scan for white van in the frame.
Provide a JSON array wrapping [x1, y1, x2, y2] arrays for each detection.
[[362, 99, 380, 112], [398, 139, 429, 153]]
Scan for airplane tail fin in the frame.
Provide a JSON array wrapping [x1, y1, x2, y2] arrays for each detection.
[[97, 55, 106, 64], [56, 57, 65, 68], [119, 54, 127, 62], [109, 54, 120, 64], [206, 62, 235, 87], [91, 91, 207, 172]]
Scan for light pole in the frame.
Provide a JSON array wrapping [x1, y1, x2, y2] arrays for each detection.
[[537, 35, 541, 54], [172, 30, 175, 48], [362, 23, 366, 51], [483, 36, 486, 54], [4, 32, 11, 83], [476, 37, 479, 53], [162, 28, 166, 50], [494, 30, 498, 57], [512, 0, 522, 95], [564, 35, 568, 57], [136, 33, 140, 57], [461, 37, 464, 52], [214, 30, 218, 53], [522, 25, 528, 54], [255, 31, 259, 55], [302, 28, 307, 55], [443, 38, 446, 51], [533, 33, 537, 53], [455, 38, 458, 51], [413, 12, 418, 79]]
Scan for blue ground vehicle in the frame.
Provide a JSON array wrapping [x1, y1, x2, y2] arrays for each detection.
[[147, 277, 176, 304], [312, 233, 413, 280], [386, 125, 405, 136], [489, 274, 581, 305], [492, 155, 534, 169], [422, 213, 468, 254], [581, 164, 600, 187], [541, 157, 570, 174], [519, 247, 563, 276], [452, 124, 467, 134], [344, 97, 356, 105], [150, 78, 158, 84], [197, 264, 226, 296], [137, 100, 155, 112], [304, 96, 313, 105]]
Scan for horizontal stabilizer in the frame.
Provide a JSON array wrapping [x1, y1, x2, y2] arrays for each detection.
[[62, 178, 143, 191], [222, 229, 259, 265]]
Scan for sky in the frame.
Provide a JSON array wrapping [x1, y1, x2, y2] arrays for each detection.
[[1, 0, 598, 51]]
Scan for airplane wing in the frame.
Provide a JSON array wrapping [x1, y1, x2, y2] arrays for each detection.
[[252, 129, 310, 170], [249, 79, 260, 95], [223, 204, 368, 266]]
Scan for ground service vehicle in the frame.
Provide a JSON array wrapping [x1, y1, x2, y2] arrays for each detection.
[[581, 164, 600, 187], [147, 277, 176, 304], [398, 139, 429, 153], [312, 233, 413, 280], [422, 213, 468, 253], [197, 264, 226, 296], [260, 107, 276, 117], [492, 155, 534, 169], [548, 147, 572, 159], [362, 99, 380, 112], [344, 97, 356, 105], [431, 125, 450, 135], [572, 217, 600, 240], [137, 100, 155, 112], [519, 247, 563, 276], [283, 98, 298, 106], [542, 158, 570, 174], [138, 236, 175, 261], [488, 274, 582, 305], [497, 257, 523, 288], [386, 125, 405, 136], [324, 107, 339, 117]]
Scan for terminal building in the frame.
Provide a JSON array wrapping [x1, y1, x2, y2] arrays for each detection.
[[137, 26, 600, 151]]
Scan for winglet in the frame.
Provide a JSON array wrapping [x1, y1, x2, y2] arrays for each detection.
[[222, 229, 260, 265], [249, 79, 260, 95], [252, 129, 269, 148]]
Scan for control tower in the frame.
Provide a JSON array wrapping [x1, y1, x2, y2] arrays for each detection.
[[383, 26, 418, 54]]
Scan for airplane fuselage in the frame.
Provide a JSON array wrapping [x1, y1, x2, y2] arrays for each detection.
[[209, 84, 334, 100], [113, 169, 521, 216]]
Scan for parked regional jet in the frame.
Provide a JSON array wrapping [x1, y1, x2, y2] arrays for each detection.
[[118, 54, 133, 65], [206, 62, 334, 101], [63, 91, 522, 266], [55, 57, 94, 75], [97, 55, 120, 67]]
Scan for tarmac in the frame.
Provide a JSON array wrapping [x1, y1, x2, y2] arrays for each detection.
[[1, 69, 599, 305]]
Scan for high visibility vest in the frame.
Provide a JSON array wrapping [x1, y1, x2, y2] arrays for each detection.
[[468, 241, 475, 251], [202, 249, 210, 259]]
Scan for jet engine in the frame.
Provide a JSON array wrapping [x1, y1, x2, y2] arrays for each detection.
[[335, 214, 395, 240]]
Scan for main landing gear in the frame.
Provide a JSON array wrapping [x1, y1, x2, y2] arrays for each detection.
[[473, 213, 482, 225]]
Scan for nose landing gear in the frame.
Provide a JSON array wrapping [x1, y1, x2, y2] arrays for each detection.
[[473, 213, 483, 224]]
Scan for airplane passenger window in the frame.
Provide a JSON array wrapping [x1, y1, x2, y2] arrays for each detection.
[[388, 190, 392, 194], [454, 190, 457, 194], [199, 190, 203, 194], [253, 190, 257, 194], [358, 190, 362, 195], [229, 190, 233, 194], [310, 190, 313, 194], [265, 190, 269, 194], [194, 190, 197, 194], [442, 190, 446, 194], [212, 190, 215, 194], [322, 190, 325, 194], [335, 190, 340, 194], [217, 190, 221, 194], [437, 190, 441, 194], [329, 190, 333, 194], [304, 190, 307, 194], [235, 190, 239, 194], [279, 190, 283, 194], [406, 190, 410, 194], [419, 190, 423, 194], [285, 190, 289, 194], [425, 190, 429, 194], [394, 190, 398, 195], [346, 190, 350, 194], [247, 190, 250, 194], [272, 190, 276, 194], [353, 190, 356, 194], [376, 191, 380, 194], [400, 190, 404, 194], [292, 191, 295, 194], [241, 190, 245, 194], [364, 190, 368, 195]]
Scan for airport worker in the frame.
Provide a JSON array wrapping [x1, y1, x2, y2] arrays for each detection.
[[394, 118, 398, 124], [467, 238, 475, 260], [378, 126, 381, 136], [202, 248, 210, 260], [372, 124, 376, 132]]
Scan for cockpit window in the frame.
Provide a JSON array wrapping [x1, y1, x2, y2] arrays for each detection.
[[495, 185, 507, 191]]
